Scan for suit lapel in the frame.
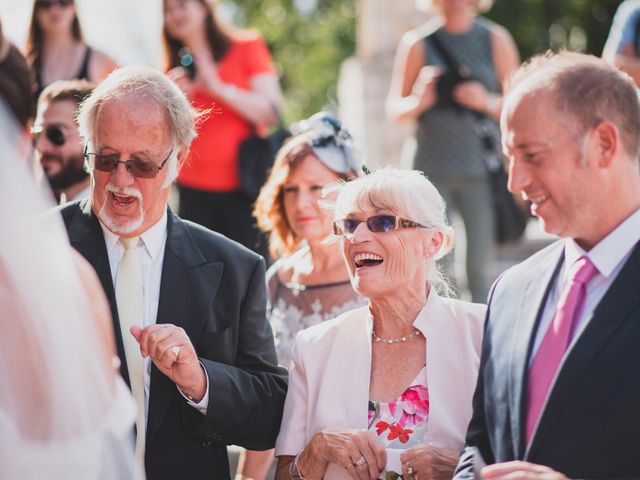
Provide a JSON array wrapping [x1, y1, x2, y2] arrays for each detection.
[[146, 211, 223, 444], [509, 244, 564, 459], [528, 243, 640, 457], [67, 200, 129, 386]]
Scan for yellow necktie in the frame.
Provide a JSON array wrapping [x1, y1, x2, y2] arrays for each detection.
[[116, 236, 146, 471]]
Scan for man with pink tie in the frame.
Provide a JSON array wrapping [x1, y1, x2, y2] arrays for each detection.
[[453, 51, 640, 480]]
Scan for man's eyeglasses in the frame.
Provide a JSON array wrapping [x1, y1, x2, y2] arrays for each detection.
[[84, 148, 172, 179], [333, 215, 428, 236], [32, 125, 66, 147], [35, 0, 74, 8]]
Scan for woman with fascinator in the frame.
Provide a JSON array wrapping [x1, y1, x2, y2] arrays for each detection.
[[238, 113, 367, 479], [274, 168, 486, 480]]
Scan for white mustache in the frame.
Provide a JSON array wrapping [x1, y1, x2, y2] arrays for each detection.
[[105, 183, 142, 202]]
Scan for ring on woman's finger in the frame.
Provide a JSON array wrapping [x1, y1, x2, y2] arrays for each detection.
[[407, 465, 415, 475], [345, 462, 354, 469], [355, 455, 367, 466]]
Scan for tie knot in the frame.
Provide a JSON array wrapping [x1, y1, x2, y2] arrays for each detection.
[[568, 256, 598, 285], [120, 236, 139, 250]]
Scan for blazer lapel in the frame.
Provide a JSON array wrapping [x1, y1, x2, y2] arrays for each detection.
[[528, 242, 640, 457], [146, 211, 223, 444], [67, 200, 129, 386], [510, 244, 564, 459]]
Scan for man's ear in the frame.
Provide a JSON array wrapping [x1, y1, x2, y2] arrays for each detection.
[[591, 122, 619, 168]]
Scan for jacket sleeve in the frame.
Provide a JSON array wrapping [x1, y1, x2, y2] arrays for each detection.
[[191, 256, 289, 450]]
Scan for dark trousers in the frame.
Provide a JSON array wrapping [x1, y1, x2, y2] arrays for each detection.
[[177, 185, 269, 261]]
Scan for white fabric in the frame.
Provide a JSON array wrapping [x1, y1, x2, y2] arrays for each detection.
[[530, 208, 640, 361], [116, 235, 146, 469], [275, 292, 485, 479], [100, 214, 209, 413], [0, 104, 138, 479]]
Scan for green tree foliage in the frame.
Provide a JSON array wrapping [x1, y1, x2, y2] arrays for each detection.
[[223, 0, 357, 122], [224, 0, 623, 121]]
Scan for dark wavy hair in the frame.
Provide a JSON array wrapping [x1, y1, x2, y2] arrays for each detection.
[[162, 0, 256, 70], [0, 36, 34, 128], [25, 1, 84, 69]]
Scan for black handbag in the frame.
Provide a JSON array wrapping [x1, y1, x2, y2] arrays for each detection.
[[238, 112, 290, 199], [429, 32, 528, 244]]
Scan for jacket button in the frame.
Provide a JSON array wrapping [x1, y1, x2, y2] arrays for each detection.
[[201, 440, 212, 448]]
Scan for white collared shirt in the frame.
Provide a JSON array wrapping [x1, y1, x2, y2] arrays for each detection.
[[99, 211, 209, 415], [531, 208, 640, 360]]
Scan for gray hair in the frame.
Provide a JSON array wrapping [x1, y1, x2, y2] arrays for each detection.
[[77, 65, 199, 183], [328, 167, 455, 296]]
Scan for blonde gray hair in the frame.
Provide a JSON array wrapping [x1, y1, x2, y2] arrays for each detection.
[[77, 65, 199, 183], [415, 0, 493, 14], [329, 167, 454, 295]]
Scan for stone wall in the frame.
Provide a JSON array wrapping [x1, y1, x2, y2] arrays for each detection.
[[338, 1, 427, 168]]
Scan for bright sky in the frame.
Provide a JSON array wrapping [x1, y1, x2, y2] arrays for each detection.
[[0, 0, 167, 67]]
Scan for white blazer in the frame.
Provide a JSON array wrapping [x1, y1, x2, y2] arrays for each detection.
[[275, 291, 486, 479]]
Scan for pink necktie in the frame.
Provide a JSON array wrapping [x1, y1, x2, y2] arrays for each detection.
[[526, 255, 598, 445]]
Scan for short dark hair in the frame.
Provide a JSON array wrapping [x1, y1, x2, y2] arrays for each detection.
[[37, 79, 95, 113], [507, 50, 640, 161]]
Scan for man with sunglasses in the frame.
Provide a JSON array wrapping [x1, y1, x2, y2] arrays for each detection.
[[33, 79, 94, 203], [59, 66, 287, 480]]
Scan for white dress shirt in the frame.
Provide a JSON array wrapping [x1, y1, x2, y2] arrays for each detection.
[[531, 208, 640, 360], [99, 211, 209, 415]]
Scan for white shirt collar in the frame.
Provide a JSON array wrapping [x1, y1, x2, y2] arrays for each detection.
[[99, 210, 168, 261], [564, 207, 640, 278]]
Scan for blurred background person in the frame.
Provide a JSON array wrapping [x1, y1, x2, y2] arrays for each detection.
[[33, 79, 94, 203], [238, 113, 366, 480], [25, 0, 117, 102], [274, 168, 485, 480], [0, 21, 34, 133], [0, 99, 139, 479], [386, 0, 519, 302], [602, 0, 640, 86], [163, 0, 283, 258]]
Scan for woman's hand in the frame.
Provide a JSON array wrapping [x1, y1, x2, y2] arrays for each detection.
[[190, 48, 225, 94], [452, 81, 491, 114], [166, 66, 195, 97], [400, 443, 459, 480], [412, 66, 440, 113], [299, 428, 386, 480]]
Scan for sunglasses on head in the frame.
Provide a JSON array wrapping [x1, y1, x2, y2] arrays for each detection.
[[84, 148, 172, 179], [36, 0, 74, 8], [32, 125, 66, 147], [333, 215, 428, 236]]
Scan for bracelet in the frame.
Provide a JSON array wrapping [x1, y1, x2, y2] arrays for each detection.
[[485, 94, 499, 115], [289, 451, 306, 480]]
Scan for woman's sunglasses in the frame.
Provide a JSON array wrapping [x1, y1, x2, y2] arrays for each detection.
[[32, 125, 66, 146], [83, 149, 172, 179], [333, 215, 427, 236], [35, 0, 74, 8]]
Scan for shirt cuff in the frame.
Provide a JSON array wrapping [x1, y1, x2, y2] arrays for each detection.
[[177, 361, 209, 415]]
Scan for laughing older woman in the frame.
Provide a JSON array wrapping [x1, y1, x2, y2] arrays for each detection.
[[274, 167, 486, 480]]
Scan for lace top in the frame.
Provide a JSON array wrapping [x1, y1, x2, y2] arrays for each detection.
[[368, 367, 429, 479], [267, 261, 366, 368]]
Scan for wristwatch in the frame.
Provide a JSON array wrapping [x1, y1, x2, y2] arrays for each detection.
[[289, 452, 306, 480]]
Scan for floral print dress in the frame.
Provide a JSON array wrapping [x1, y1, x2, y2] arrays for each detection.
[[368, 367, 429, 480]]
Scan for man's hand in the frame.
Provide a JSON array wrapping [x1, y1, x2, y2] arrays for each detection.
[[481, 460, 569, 480], [131, 324, 206, 402]]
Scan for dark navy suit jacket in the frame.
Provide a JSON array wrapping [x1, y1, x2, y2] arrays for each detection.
[[455, 240, 640, 480], [61, 200, 288, 480]]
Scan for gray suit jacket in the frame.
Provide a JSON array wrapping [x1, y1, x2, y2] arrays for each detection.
[[60, 200, 288, 480], [454, 240, 640, 480]]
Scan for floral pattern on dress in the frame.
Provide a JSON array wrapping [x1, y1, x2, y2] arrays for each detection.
[[368, 369, 429, 480]]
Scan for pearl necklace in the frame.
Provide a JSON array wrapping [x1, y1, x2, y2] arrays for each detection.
[[372, 328, 422, 344]]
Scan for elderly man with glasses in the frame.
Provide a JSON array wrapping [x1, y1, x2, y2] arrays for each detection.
[[33, 79, 94, 203], [59, 65, 288, 480]]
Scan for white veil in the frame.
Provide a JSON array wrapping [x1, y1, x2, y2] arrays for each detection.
[[0, 102, 140, 479]]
